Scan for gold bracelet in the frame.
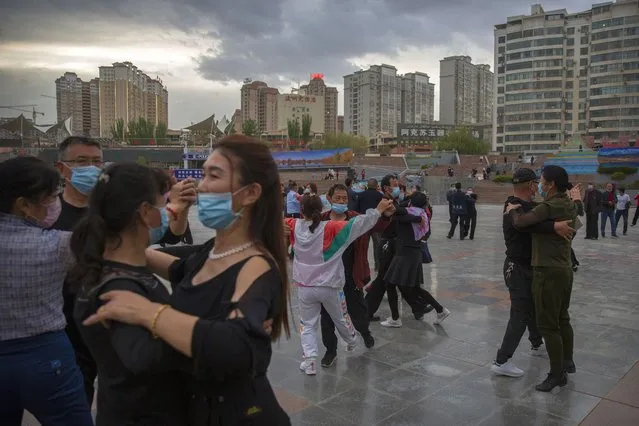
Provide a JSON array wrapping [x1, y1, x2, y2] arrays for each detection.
[[151, 304, 170, 339]]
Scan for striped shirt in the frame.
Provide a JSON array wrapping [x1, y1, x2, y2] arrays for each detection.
[[0, 213, 73, 340]]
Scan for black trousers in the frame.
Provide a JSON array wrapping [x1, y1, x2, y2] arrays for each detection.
[[585, 212, 599, 239], [365, 238, 395, 318], [496, 259, 543, 364], [633, 207, 639, 225], [387, 285, 442, 320], [448, 214, 468, 239], [615, 209, 629, 235], [321, 278, 370, 353], [464, 213, 477, 239]]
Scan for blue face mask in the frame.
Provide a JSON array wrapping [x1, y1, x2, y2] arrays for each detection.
[[538, 182, 547, 199], [149, 207, 169, 244], [391, 187, 401, 199], [399, 193, 405, 201], [197, 192, 241, 230], [331, 203, 348, 214], [70, 165, 101, 195]]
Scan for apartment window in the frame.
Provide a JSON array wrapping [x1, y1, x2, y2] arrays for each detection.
[[567, 49, 575, 57], [547, 27, 563, 35], [565, 81, 574, 89], [534, 28, 545, 36], [580, 90, 587, 98], [498, 46, 505, 53], [580, 58, 589, 67], [567, 38, 575, 46], [581, 36, 589, 44], [523, 29, 534, 38], [567, 70, 574, 78], [580, 69, 588, 77], [580, 47, 589, 55], [498, 36, 506, 43], [498, 76, 505, 84], [567, 27, 575, 35]]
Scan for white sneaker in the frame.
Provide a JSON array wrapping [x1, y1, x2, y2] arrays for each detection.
[[381, 318, 402, 328], [530, 343, 547, 357], [433, 308, 451, 325], [491, 360, 524, 377], [300, 359, 316, 375]]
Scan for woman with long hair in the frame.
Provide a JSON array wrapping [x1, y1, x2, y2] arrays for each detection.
[[70, 163, 194, 425], [506, 165, 578, 392], [83, 135, 291, 425], [0, 156, 93, 426]]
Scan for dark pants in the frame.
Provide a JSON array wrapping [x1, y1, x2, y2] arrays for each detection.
[[321, 279, 370, 353], [633, 207, 639, 225], [465, 213, 477, 239], [365, 238, 394, 318], [496, 260, 542, 364], [614, 209, 629, 235], [585, 212, 599, 239], [0, 331, 93, 426], [600, 209, 616, 236], [532, 266, 575, 375], [448, 214, 468, 239], [63, 292, 97, 406], [387, 285, 442, 320]]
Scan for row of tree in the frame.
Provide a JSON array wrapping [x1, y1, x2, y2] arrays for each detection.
[[110, 117, 168, 145]]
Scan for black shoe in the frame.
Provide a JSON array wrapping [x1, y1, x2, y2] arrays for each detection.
[[414, 305, 434, 320], [446, 235, 452, 239], [362, 332, 375, 348], [535, 372, 568, 392], [370, 315, 381, 322], [564, 360, 576, 374], [321, 351, 337, 368]]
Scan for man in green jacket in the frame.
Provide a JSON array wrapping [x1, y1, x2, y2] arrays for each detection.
[[505, 165, 579, 392]]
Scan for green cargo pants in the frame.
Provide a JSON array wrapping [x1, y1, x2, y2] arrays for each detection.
[[532, 266, 574, 374]]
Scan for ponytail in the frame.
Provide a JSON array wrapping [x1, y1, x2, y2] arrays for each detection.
[[309, 210, 321, 233], [68, 213, 109, 293]]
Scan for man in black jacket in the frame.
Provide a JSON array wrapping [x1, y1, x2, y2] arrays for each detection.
[[491, 168, 575, 378], [583, 183, 602, 239], [447, 182, 469, 240], [357, 178, 383, 269]]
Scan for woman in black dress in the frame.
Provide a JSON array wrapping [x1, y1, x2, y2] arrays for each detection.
[[70, 163, 196, 425], [83, 135, 291, 425], [382, 191, 450, 328]]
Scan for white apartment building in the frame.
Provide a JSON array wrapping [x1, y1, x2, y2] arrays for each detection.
[[494, 1, 639, 153], [299, 75, 339, 134], [276, 93, 326, 134], [344, 65, 434, 139], [401, 72, 435, 124], [439, 56, 494, 126]]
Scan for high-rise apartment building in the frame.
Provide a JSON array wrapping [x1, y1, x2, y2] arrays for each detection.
[[344, 64, 433, 139], [98, 62, 168, 137], [494, 1, 639, 153], [299, 74, 339, 134], [240, 80, 279, 133], [55, 72, 100, 137], [439, 56, 494, 126], [401, 72, 435, 124]]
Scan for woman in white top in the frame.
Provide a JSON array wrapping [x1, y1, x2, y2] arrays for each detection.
[[284, 194, 392, 375]]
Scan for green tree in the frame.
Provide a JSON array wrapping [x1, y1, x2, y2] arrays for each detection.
[[110, 118, 125, 142], [126, 117, 155, 144], [322, 133, 368, 154], [301, 114, 313, 145], [287, 118, 301, 143], [378, 145, 392, 155], [432, 128, 490, 155], [155, 122, 168, 144], [242, 119, 259, 137]]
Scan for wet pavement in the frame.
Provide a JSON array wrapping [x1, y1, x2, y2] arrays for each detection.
[[23, 204, 639, 425]]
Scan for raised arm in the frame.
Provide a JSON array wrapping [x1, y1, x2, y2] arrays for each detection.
[[392, 206, 422, 223]]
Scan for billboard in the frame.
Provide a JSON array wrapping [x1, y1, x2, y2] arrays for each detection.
[[272, 148, 353, 169], [397, 123, 486, 142]]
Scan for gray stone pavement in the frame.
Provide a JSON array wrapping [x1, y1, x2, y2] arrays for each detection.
[[22, 204, 639, 425]]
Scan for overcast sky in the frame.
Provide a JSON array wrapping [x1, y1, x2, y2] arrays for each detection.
[[0, 0, 584, 129]]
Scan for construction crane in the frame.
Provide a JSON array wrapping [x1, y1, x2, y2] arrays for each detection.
[[0, 104, 45, 125]]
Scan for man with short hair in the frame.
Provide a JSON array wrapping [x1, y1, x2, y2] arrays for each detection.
[[491, 168, 574, 378], [50, 136, 104, 405], [345, 177, 358, 211], [357, 178, 384, 270], [584, 182, 602, 239], [447, 182, 469, 240], [600, 182, 617, 237]]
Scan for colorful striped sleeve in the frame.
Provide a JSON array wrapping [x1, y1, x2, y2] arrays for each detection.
[[322, 208, 381, 262]]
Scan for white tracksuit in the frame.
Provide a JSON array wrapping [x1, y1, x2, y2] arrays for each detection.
[[285, 208, 381, 359]]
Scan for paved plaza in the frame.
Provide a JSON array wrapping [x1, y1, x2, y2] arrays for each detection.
[[23, 204, 639, 425]]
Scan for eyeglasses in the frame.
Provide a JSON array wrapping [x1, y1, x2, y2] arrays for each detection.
[[64, 158, 104, 167]]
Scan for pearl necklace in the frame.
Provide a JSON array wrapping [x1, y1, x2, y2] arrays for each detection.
[[208, 242, 255, 260]]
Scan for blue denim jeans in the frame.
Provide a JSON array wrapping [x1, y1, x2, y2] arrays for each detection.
[[0, 331, 93, 426], [600, 210, 617, 236]]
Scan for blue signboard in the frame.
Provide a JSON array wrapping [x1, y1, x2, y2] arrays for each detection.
[[182, 153, 209, 160], [173, 169, 202, 180]]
